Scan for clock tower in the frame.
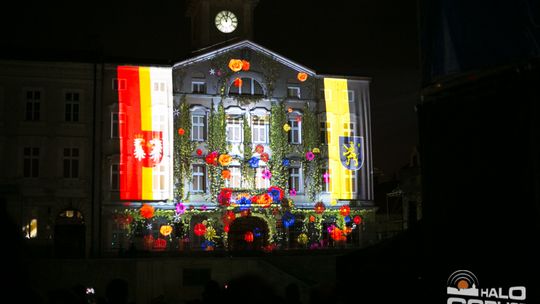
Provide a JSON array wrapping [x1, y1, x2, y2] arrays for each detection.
[[186, 0, 258, 51]]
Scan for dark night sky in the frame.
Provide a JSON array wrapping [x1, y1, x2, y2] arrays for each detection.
[[0, 0, 420, 182]]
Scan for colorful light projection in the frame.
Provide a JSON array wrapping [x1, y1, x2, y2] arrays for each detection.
[[118, 66, 173, 200], [323, 78, 365, 203]]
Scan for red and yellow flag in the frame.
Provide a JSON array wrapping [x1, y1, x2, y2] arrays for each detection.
[[118, 66, 173, 200]]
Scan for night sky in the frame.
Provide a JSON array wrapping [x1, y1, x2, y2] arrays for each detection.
[[0, 0, 420, 181]]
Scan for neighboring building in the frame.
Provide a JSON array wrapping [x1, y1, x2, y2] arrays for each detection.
[[0, 60, 99, 257]]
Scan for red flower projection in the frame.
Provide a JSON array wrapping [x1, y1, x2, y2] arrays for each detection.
[[194, 223, 206, 236], [244, 231, 254, 243], [139, 204, 155, 219]]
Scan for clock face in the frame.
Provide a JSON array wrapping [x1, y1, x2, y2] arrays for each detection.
[[215, 10, 238, 33]]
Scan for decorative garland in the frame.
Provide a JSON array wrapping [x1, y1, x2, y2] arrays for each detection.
[[207, 100, 227, 200], [301, 102, 323, 200], [174, 97, 194, 201], [242, 115, 255, 188], [269, 103, 290, 189]]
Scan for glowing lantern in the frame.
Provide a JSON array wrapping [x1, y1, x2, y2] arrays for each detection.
[[297, 72, 308, 82], [255, 144, 264, 154], [244, 231, 254, 243], [221, 169, 231, 179], [233, 77, 243, 88], [339, 205, 351, 217], [194, 223, 206, 236], [314, 202, 326, 214], [159, 225, 173, 236], [228, 59, 243, 72], [178, 128, 185, 135], [241, 60, 250, 71], [139, 204, 155, 219], [353, 215, 362, 225], [297, 233, 308, 245]]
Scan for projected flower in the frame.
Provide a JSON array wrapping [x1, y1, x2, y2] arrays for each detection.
[[267, 186, 284, 202], [178, 128, 185, 136], [248, 156, 260, 168], [218, 188, 233, 207], [314, 202, 326, 214], [260, 152, 269, 162], [289, 188, 297, 196], [139, 204, 155, 219], [282, 158, 290, 167], [237, 197, 251, 211], [194, 223, 206, 236], [205, 151, 219, 166], [255, 144, 264, 154], [160, 225, 173, 237], [297, 72, 308, 82], [297, 233, 308, 245], [175, 202, 186, 214], [306, 151, 315, 161], [353, 215, 362, 225], [262, 168, 272, 179], [283, 123, 291, 132], [244, 231, 254, 243], [287, 107, 293, 113], [257, 193, 272, 208], [233, 77, 243, 88], [218, 154, 232, 166], [309, 215, 316, 222], [312, 147, 320, 154], [282, 211, 295, 228], [196, 149, 203, 156], [241, 60, 250, 71], [339, 205, 351, 217], [228, 59, 243, 72], [221, 169, 231, 179]]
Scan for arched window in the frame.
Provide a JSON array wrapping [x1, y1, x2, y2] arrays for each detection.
[[229, 77, 264, 95]]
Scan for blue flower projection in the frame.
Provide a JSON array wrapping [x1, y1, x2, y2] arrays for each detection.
[[249, 156, 260, 168], [282, 211, 295, 228], [282, 158, 290, 167], [237, 197, 252, 211]]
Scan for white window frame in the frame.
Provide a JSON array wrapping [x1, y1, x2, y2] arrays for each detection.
[[153, 164, 167, 192], [191, 81, 206, 94], [287, 86, 301, 98], [255, 166, 270, 189], [192, 165, 206, 192], [191, 114, 206, 141], [225, 166, 242, 188], [289, 119, 302, 144], [226, 116, 243, 143], [153, 81, 166, 92], [252, 116, 268, 144], [289, 166, 303, 193]]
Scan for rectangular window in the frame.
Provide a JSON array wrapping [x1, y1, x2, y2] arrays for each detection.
[[347, 90, 355, 102], [153, 81, 166, 92], [344, 123, 355, 137], [323, 167, 332, 192], [287, 86, 300, 98], [252, 116, 268, 143], [226, 116, 242, 142], [192, 81, 206, 94], [23, 219, 38, 239], [288, 119, 301, 144], [226, 166, 242, 188], [320, 121, 327, 144], [111, 163, 119, 191], [191, 114, 206, 141], [25, 90, 41, 121], [289, 167, 302, 192], [64, 91, 80, 122], [112, 78, 127, 91], [255, 167, 270, 189], [153, 164, 167, 191], [345, 170, 357, 194], [111, 112, 119, 138], [63, 148, 79, 178], [192, 165, 206, 192], [23, 147, 39, 178]]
